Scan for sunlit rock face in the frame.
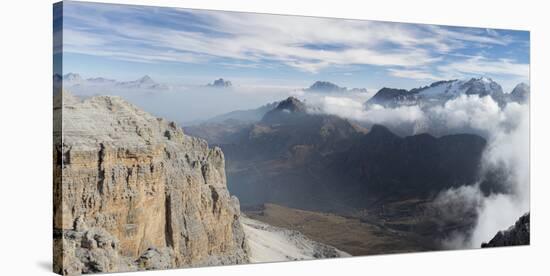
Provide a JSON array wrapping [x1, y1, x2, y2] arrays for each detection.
[[53, 91, 248, 275]]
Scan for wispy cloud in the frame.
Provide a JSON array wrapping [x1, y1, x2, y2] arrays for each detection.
[[437, 56, 529, 78], [61, 2, 529, 87]]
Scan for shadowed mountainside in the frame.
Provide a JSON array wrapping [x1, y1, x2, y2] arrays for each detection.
[[208, 97, 487, 213]]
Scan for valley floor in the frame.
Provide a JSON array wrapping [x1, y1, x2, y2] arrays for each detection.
[[245, 203, 434, 256], [242, 216, 350, 263]]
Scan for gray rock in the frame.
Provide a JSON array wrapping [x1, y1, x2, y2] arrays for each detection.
[[53, 227, 135, 275], [481, 213, 530, 248], [136, 247, 175, 270], [208, 78, 232, 88], [509, 83, 530, 103]]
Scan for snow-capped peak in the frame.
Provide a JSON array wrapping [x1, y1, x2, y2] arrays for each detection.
[[479, 76, 493, 83], [417, 77, 502, 100], [367, 77, 507, 108]]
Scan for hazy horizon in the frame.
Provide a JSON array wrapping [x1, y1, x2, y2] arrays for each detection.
[[55, 1, 530, 124]]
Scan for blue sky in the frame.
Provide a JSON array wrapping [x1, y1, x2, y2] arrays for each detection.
[[58, 1, 530, 92]]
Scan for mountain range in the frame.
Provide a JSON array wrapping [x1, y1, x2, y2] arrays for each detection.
[[186, 77, 528, 131], [187, 97, 487, 208], [366, 77, 529, 107], [305, 81, 368, 93], [183, 95, 498, 249], [54, 73, 170, 90]]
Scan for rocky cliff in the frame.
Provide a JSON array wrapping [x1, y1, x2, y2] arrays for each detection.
[[481, 213, 530, 248], [53, 91, 249, 275]]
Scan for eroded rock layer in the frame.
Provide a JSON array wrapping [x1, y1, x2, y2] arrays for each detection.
[[53, 91, 248, 275]]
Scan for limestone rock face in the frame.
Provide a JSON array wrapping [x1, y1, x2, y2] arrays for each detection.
[[53, 91, 248, 275], [53, 227, 137, 275]]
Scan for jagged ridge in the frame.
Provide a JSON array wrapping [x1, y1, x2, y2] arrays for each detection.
[[481, 213, 530, 248]]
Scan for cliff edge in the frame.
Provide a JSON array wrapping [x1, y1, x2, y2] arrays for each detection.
[[53, 91, 249, 275]]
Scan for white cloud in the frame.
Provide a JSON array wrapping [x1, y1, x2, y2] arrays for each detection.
[[429, 95, 503, 133], [437, 56, 529, 79], [317, 93, 515, 137], [426, 25, 513, 47], [62, 2, 524, 77], [315, 93, 529, 249]]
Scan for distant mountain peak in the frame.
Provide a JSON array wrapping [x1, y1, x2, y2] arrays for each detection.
[[461, 77, 503, 96], [476, 76, 494, 82], [425, 79, 457, 89], [261, 97, 308, 124], [208, 78, 232, 88], [138, 75, 154, 84], [63, 73, 83, 82], [305, 81, 367, 93], [86, 77, 116, 83], [275, 96, 307, 113], [377, 87, 409, 95], [511, 82, 530, 95], [306, 81, 346, 93], [58, 72, 170, 90], [514, 82, 530, 89], [366, 77, 507, 107], [114, 75, 166, 89], [509, 82, 530, 103], [366, 87, 413, 107]]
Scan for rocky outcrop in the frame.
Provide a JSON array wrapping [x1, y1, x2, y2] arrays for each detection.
[[305, 81, 367, 93], [481, 213, 530, 248], [53, 227, 136, 275], [509, 83, 530, 103], [53, 91, 248, 275], [262, 97, 308, 123], [305, 81, 347, 93], [208, 78, 232, 88]]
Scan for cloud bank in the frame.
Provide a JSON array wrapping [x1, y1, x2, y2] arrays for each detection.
[[316, 94, 529, 248]]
